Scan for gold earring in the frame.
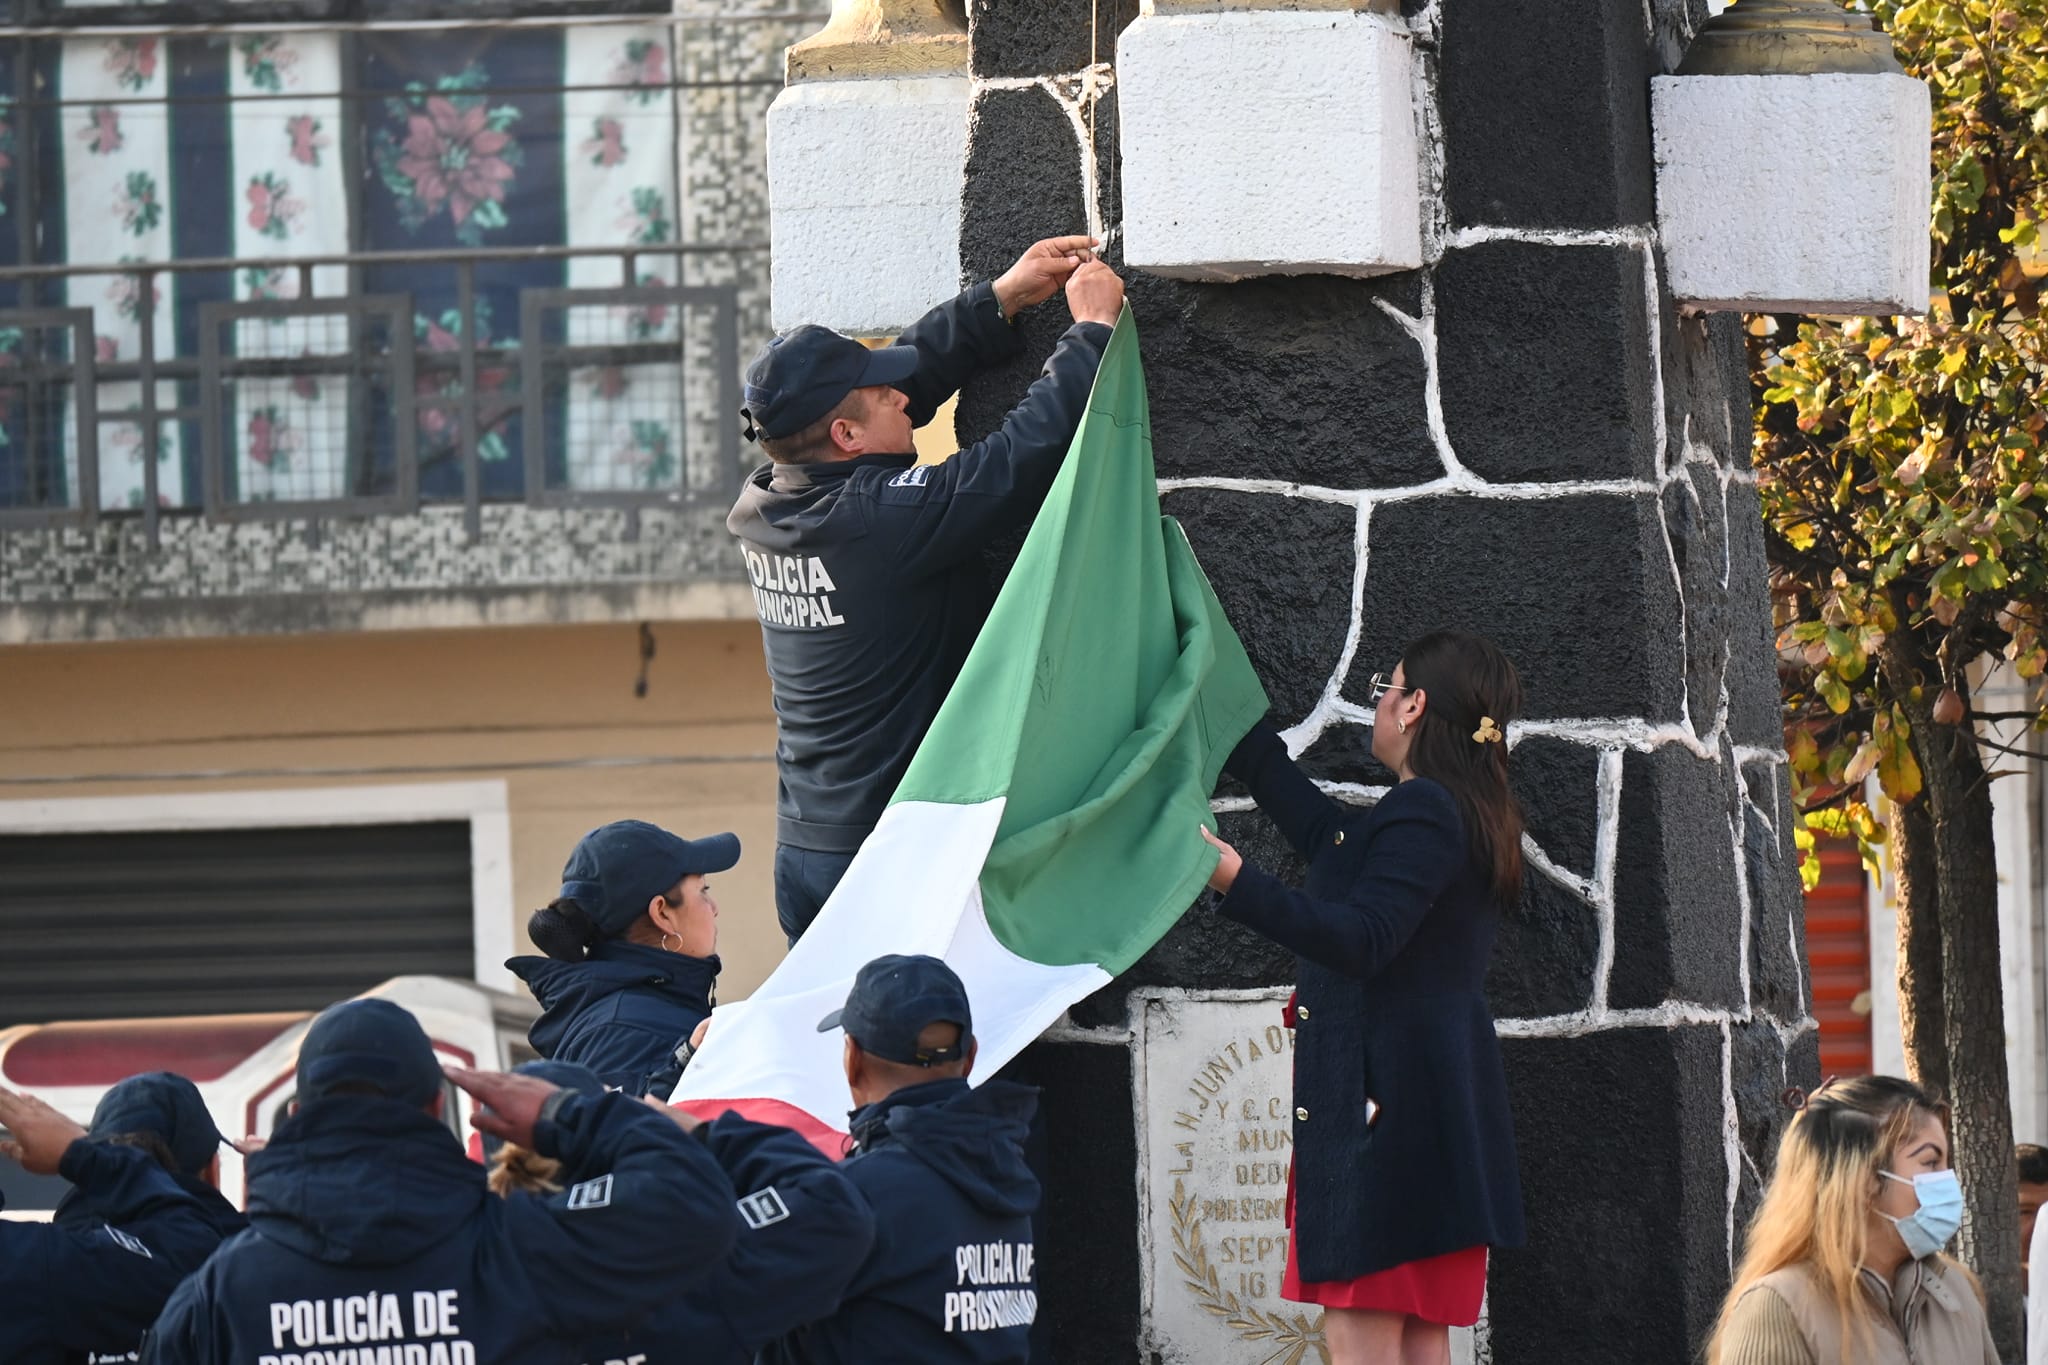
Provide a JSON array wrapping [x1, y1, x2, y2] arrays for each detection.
[[660, 931, 682, 954], [1395, 717, 1407, 735]]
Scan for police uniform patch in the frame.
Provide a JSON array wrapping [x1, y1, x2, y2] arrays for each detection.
[[565, 1174, 614, 1210], [105, 1227, 152, 1259], [737, 1187, 790, 1230], [886, 465, 932, 488]]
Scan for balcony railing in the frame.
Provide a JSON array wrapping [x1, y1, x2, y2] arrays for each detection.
[[0, 243, 760, 546]]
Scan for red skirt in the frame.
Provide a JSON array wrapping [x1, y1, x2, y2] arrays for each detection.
[[1278, 993, 1488, 1327]]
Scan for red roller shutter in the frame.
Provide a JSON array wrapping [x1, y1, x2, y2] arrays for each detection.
[[1803, 834, 1874, 1075]]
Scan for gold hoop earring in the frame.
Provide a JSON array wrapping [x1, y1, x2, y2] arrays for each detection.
[[660, 931, 682, 954]]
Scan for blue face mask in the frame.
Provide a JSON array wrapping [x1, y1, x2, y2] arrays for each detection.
[[1880, 1169, 1964, 1259]]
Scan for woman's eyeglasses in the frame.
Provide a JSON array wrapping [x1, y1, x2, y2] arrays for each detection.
[[1367, 671, 1413, 703]]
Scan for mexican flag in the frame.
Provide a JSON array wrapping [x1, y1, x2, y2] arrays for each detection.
[[674, 309, 1268, 1148]]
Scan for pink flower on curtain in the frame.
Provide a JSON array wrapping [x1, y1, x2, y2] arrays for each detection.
[[287, 115, 330, 167], [116, 171, 162, 237], [104, 39, 159, 92], [397, 97, 516, 228], [94, 336, 119, 363], [247, 407, 299, 468], [245, 173, 305, 239], [107, 271, 160, 324], [236, 35, 299, 92], [583, 117, 627, 168], [612, 40, 670, 107], [80, 106, 123, 155]]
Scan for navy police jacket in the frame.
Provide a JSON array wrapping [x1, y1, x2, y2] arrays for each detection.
[[1, 1139, 243, 1365], [141, 1090, 740, 1365], [507, 941, 719, 1097], [726, 282, 1113, 854], [1217, 723, 1526, 1280], [570, 1114, 874, 1365], [762, 1078, 1040, 1365]]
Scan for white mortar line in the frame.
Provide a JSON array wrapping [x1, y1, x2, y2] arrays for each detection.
[[1642, 243, 1672, 480], [1444, 225, 1656, 251], [1516, 716, 1719, 759], [1410, 18, 1449, 266], [1497, 1000, 1748, 1036], [1281, 500, 1374, 755], [1653, 467, 1700, 746], [1590, 748, 1624, 1014], [1721, 1018, 1742, 1273], [1730, 805, 1755, 1012], [1788, 909, 1811, 1033], [1158, 472, 1657, 507], [1524, 839, 1598, 903], [1732, 743, 1790, 766]]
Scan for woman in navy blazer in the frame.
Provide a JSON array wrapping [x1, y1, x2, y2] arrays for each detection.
[[1201, 629, 1528, 1365]]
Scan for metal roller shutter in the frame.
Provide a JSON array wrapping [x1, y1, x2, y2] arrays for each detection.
[[0, 822, 474, 1026]]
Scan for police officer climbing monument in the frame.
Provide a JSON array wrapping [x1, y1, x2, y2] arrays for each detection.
[[727, 237, 1126, 942]]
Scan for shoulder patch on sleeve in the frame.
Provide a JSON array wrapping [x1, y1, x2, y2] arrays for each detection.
[[738, 1186, 791, 1230], [885, 464, 933, 489], [105, 1226, 153, 1259], [565, 1174, 614, 1211]]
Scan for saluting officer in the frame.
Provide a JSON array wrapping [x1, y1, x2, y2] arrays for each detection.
[[486, 1060, 876, 1365], [1, 1072, 245, 1364], [142, 997, 740, 1365], [763, 955, 1039, 1365], [728, 239, 1127, 943]]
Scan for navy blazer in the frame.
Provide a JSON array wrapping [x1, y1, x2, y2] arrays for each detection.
[[1217, 724, 1525, 1280]]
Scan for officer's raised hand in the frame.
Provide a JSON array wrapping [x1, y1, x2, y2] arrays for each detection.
[[993, 235, 1099, 320], [446, 1067, 560, 1149], [1066, 258, 1125, 328], [0, 1084, 87, 1175]]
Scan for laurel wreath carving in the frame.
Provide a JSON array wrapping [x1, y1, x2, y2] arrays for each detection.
[[1169, 1176, 1328, 1365]]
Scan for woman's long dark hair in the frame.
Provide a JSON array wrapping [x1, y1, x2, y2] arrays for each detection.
[[1399, 630, 1525, 904]]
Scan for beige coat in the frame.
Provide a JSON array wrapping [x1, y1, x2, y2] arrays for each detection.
[[1719, 1258, 1999, 1365]]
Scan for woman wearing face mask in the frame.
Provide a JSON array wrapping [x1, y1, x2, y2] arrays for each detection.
[[1709, 1075, 1996, 1365], [508, 820, 734, 1097], [1198, 630, 1527, 1365]]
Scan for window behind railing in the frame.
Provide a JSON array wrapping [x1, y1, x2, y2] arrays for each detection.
[[0, 8, 807, 544]]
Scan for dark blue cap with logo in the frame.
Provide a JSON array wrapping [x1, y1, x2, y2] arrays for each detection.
[[296, 998, 443, 1109], [817, 954, 974, 1067], [89, 1072, 225, 1178], [560, 820, 740, 939], [741, 325, 920, 442]]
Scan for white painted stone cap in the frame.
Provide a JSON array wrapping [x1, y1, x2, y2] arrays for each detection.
[[1653, 71, 1932, 316], [1117, 7, 1423, 282], [766, 75, 971, 335]]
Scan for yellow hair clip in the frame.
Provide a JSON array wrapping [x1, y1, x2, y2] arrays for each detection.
[[1472, 716, 1504, 745]]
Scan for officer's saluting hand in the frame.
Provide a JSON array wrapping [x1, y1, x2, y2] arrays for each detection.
[[728, 238, 1126, 944]]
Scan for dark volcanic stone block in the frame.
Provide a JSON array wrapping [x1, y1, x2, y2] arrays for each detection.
[[1007, 1038, 1138, 1364], [1164, 487, 1356, 726], [1487, 866, 1601, 1020], [1743, 762, 1810, 1023], [1492, 1025, 1730, 1364], [1074, 806, 1299, 1028], [1342, 492, 1685, 724], [958, 85, 1094, 447], [1664, 462, 1731, 737], [1730, 1020, 1795, 1240], [1511, 735, 1601, 882], [1439, 0, 1655, 230], [1723, 478, 1785, 749], [969, 0, 1138, 79], [1667, 310, 1753, 471], [1297, 720, 1394, 788], [1610, 745, 1744, 1010], [1124, 271, 1439, 489], [1436, 242, 1656, 483]]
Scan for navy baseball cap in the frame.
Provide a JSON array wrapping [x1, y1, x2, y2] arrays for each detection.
[[512, 1059, 604, 1097], [741, 326, 919, 442], [817, 954, 974, 1067], [561, 820, 740, 938], [296, 998, 443, 1109], [89, 1072, 224, 1178]]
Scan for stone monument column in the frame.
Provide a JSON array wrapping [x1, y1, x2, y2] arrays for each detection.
[[960, 2, 1820, 1360]]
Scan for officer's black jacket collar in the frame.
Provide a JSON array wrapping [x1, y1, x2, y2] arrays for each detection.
[[766, 451, 915, 493]]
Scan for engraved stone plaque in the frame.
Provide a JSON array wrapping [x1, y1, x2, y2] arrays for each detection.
[[1134, 988, 1326, 1364], [1133, 988, 1479, 1365]]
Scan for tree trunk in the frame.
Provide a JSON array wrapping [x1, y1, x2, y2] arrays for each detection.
[[1892, 793, 1950, 1097], [1893, 648, 2023, 1359]]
